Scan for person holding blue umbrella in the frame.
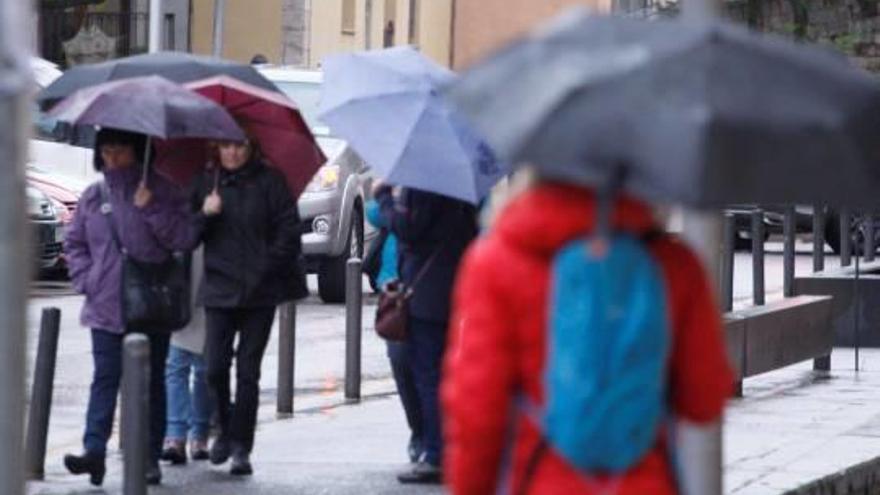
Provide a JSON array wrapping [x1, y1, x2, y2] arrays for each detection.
[[320, 46, 505, 484]]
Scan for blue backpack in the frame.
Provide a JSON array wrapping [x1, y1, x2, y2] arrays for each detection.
[[526, 232, 671, 478]]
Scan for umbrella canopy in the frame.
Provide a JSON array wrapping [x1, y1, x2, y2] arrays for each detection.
[[48, 75, 245, 141], [37, 51, 280, 111], [447, 9, 880, 208], [319, 46, 508, 205], [153, 75, 326, 198]]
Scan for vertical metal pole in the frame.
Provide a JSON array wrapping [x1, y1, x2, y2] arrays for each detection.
[[720, 213, 735, 312], [276, 302, 296, 417], [841, 209, 852, 267], [212, 0, 226, 57], [783, 206, 796, 298], [122, 334, 149, 495], [344, 258, 363, 402], [813, 208, 831, 371], [149, 0, 162, 52], [865, 214, 875, 262], [680, 0, 723, 488], [855, 250, 861, 371], [679, 210, 724, 495], [813, 205, 825, 273], [751, 210, 765, 306], [365, 0, 373, 50], [0, 1, 30, 492], [25, 308, 61, 481]]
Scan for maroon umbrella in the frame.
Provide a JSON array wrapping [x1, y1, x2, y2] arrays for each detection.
[[155, 75, 326, 199]]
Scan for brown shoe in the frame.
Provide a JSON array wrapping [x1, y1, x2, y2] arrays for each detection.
[[190, 439, 210, 461], [160, 438, 187, 465]]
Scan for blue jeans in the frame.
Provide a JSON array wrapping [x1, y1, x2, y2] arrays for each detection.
[[84, 329, 169, 462], [407, 318, 448, 466], [165, 346, 211, 441]]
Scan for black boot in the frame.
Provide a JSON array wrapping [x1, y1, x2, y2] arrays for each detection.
[[145, 461, 162, 485], [229, 445, 253, 476], [63, 452, 106, 487], [397, 461, 443, 484], [210, 436, 232, 465]]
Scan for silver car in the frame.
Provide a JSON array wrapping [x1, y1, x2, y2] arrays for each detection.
[[259, 67, 375, 303]]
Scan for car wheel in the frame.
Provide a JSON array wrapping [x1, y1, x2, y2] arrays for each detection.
[[825, 214, 880, 256], [318, 208, 364, 303]]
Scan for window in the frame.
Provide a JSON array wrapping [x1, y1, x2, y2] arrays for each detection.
[[342, 0, 356, 34], [163, 13, 175, 50], [408, 0, 419, 45]]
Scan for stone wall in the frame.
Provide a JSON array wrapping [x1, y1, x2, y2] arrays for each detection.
[[726, 0, 880, 71]]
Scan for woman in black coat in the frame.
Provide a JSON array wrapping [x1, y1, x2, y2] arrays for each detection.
[[192, 139, 306, 476]]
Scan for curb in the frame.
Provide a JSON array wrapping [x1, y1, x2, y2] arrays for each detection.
[[783, 456, 880, 495]]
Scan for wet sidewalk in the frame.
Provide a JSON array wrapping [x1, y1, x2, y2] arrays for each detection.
[[27, 349, 880, 494], [27, 378, 444, 495], [727, 348, 880, 494]]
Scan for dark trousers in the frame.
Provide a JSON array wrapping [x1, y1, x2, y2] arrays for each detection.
[[84, 329, 170, 462], [204, 306, 275, 453], [407, 317, 448, 466], [387, 340, 423, 443]]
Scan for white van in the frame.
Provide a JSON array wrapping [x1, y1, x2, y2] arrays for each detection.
[[29, 57, 97, 183]]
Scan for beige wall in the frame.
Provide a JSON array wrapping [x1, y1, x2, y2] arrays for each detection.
[[417, 0, 453, 66], [308, 0, 452, 68], [453, 0, 611, 69], [191, 0, 283, 63], [309, 0, 362, 67]]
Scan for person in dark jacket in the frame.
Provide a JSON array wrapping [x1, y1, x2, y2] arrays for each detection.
[[63, 128, 193, 487], [366, 193, 423, 464], [376, 186, 478, 484], [191, 138, 306, 476]]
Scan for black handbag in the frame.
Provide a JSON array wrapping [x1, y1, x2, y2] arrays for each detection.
[[100, 183, 192, 334]]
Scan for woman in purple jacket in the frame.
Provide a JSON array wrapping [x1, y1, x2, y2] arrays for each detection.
[[62, 128, 193, 487]]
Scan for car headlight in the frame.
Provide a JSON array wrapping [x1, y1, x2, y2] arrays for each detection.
[[305, 165, 341, 193]]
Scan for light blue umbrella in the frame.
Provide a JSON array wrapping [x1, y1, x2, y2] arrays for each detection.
[[318, 46, 507, 204]]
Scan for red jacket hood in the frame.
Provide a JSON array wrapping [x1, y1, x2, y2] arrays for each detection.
[[494, 183, 658, 255]]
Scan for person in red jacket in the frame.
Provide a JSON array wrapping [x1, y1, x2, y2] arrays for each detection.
[[441, 182, 733, 495]]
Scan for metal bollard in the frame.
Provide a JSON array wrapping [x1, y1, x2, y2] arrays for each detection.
[[344, 258, 363, 402], [813, 208, 832, 372], [783, 206, 796, 298], [841, 209, 852, 267], [865, 214, 876, 263], [720, 213, 735, 312], [122, 334, 149, 495], [813, 206, 825, 273], [276, 302, 297, 417], [24, 308, 61, 481], [751, 210, 765, 306]]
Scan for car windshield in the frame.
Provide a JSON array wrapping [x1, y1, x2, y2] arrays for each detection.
[[274, 80, 324, 133]]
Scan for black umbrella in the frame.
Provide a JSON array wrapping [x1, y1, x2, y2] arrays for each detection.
[[447, 9, 880, 209], [37, 51, 280, 111]]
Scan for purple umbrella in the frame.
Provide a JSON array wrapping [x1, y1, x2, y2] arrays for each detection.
[[48, 75, 245, 142]]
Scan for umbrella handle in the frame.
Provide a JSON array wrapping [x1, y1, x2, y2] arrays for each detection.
[[141, 136, 152, 187]]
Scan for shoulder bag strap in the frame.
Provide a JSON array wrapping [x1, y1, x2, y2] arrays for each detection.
[[404, 242, 445, 296], [99, 181, 127, 256]]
